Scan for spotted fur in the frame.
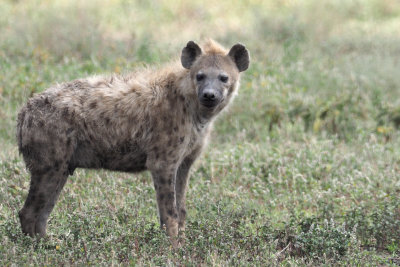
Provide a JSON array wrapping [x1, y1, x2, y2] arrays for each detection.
[[17, 39, 250, 246]]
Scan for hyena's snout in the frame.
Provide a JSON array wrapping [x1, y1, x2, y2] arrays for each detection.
[[199, 88, 222, 108]]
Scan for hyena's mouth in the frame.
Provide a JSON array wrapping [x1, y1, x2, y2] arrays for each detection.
[[200, 99, 220, 108]]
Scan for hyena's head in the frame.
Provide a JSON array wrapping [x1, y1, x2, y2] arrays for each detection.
[[181, 40, 250, 115]]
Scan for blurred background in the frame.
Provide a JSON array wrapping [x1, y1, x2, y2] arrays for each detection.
[[0, 0, 399, 265]]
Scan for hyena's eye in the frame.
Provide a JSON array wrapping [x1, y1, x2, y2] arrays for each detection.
[[219, 74, 229, 83], [196, 73, 205, 82]]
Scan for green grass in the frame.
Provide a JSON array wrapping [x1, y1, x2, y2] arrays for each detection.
[[1, 0, 400, 265]]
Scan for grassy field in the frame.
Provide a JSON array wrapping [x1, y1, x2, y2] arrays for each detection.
[[1, 0, 400, 265]]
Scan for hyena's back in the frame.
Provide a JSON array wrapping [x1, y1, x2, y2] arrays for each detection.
[[17, 78, 148, 176]]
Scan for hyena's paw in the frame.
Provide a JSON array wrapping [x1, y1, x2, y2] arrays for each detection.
[[18, 209, 36, 237], [19, 209, 47, 238], [34, 214, 48, 237]]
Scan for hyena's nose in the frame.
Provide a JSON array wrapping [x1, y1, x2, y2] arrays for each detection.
[[202, 89, 215, 100], [200, 89, 219, 108]]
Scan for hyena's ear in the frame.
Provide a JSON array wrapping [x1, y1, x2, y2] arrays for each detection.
[[228, 44, 250, 72], [181, 41, 202, 69]]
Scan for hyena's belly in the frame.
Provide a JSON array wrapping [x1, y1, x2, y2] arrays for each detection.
[[102, 150, 147, 173], [70, 141, 147, 173]]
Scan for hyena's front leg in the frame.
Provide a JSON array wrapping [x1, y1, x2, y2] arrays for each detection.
[[175, 157, 195, 233], [149, 164, 179, 245]]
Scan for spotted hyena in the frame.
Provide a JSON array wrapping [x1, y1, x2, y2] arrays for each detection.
[[17, 39, 250, 245]]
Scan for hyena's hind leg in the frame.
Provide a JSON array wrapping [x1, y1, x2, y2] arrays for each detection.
[[17, 108, 77, 237], [19, 163, 70, 238]]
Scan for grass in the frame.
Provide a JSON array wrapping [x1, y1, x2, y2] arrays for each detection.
[[1, 0, 400, 265]]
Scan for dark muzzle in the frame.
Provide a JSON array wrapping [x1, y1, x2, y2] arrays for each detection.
[[199, 88, 220, 108]]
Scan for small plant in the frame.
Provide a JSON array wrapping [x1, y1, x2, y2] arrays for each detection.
[[294, 219, 352, 259]]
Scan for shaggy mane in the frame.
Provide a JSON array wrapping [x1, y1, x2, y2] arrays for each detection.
[[202, 39, 227, 55]]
